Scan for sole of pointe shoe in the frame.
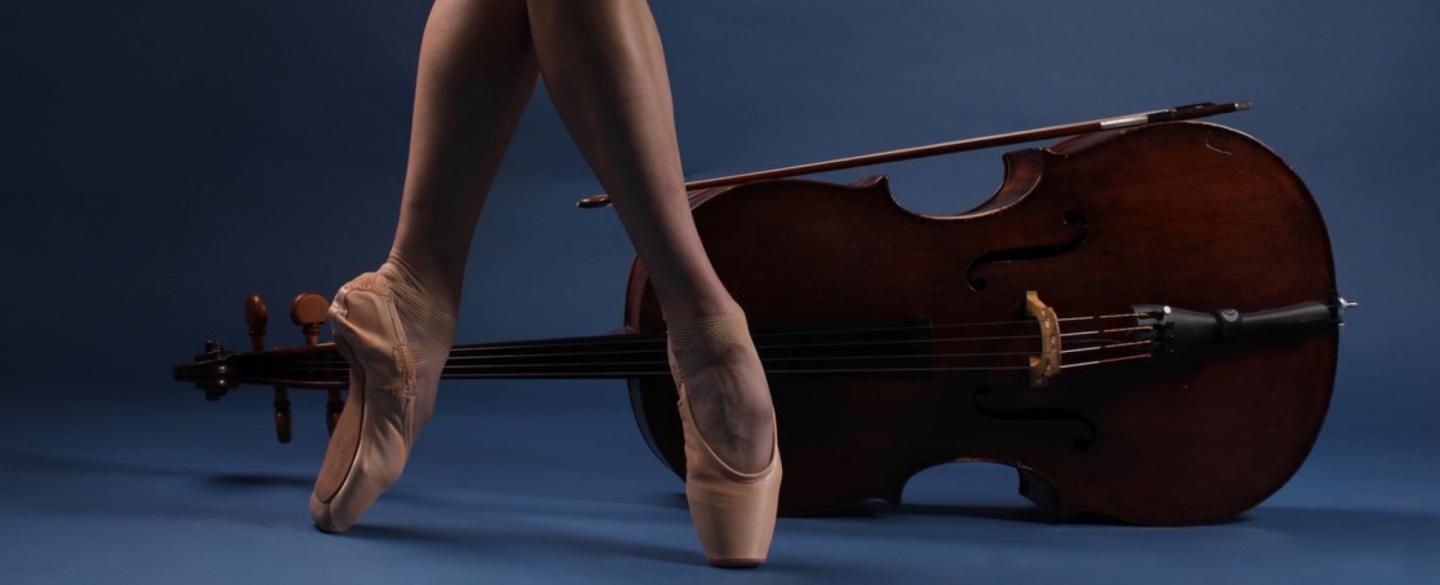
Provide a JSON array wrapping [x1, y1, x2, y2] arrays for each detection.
[[310, 336, 369, 534], [708, 558, 764, 569]]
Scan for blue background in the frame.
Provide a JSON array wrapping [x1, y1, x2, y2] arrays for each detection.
[[2, 1, 1437, 582]]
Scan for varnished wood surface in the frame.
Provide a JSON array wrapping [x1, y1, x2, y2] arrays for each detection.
[[173, 120, 1337, 525], [624, 121, 1337, 524]]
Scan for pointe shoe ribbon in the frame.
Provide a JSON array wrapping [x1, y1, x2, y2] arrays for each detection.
[[667, 312, 782, 567]]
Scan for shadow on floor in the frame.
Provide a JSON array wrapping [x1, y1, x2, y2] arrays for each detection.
[[9, 446, 1438, 569], [347, 522, 701, 567]]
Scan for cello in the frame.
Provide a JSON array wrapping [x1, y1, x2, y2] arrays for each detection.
[[174, 101, 1354, 525]]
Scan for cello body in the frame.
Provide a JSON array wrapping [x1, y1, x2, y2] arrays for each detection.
[[623, 121, 1338, 525]]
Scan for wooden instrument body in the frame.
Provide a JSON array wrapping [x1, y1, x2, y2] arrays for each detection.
[[623, 121, 1338, 525]]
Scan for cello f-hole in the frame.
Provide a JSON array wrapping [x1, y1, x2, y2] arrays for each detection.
[[965, 215, 1088, 292]]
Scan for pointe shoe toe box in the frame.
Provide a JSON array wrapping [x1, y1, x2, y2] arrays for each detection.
[[308, 272, 420, 534], [684, 437, 782, 565]]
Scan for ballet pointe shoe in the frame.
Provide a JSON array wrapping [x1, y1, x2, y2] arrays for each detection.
[[667, 312, 782, 568], [309, 271, 424, 534]]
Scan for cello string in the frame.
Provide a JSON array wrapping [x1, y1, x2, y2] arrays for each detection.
[[268, 364, 1029, 375], [276, 320, 1153, 366], [721, 311, 1149, 338], [250, 311, 1157, 361], [1060, 353, 1152, 369], [443, 329, 1134, 358], [275, 336, 1147, 367], [257, 336, 1159, 380], [427, 311, 1151, 353], [403, 312, 1146, 354], [440, 314, 1150, 353], [257, 352, 1154, 378], [262, 312, 1157, 367], [266, 341, 1156, 376], [260, 366, 1040, 378], [1060, 340, 1152, 354]]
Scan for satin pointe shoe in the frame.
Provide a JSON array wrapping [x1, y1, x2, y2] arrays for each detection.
[[667, 311, 782, 568], [310, 269, 443, 533]]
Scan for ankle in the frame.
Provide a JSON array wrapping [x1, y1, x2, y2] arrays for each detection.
[[381, 252, 461, 317], [667, 310, 758, 378], [369, 254, 460, 352]]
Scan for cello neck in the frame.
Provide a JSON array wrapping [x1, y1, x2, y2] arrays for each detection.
[[212, 316, 943, 390]]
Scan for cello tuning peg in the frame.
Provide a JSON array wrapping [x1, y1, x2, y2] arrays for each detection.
[[245, 292, 268, 351], [283, 291, 338, 437], [284, 291, 339, 437], [290, 292, 330, 346], [274, 387, 293, 444], [248, 292, 294, 444]]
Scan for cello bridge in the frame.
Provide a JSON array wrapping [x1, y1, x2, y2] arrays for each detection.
[[1025, 290, 1062, 387]]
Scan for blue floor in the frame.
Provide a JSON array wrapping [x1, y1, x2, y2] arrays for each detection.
[[5, 1, 1437, 581], [2, 380, 1436, 584]]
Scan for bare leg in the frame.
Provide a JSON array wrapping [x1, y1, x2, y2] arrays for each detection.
[[391, 0, 539, 311], [526, 0, 774, 472], [310, 0, 537, 533]]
